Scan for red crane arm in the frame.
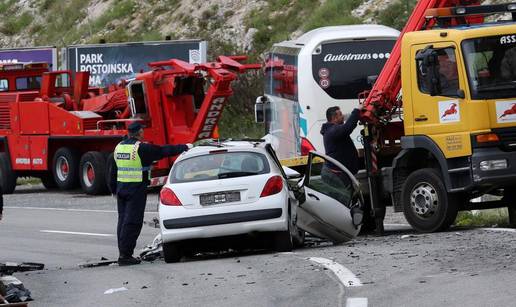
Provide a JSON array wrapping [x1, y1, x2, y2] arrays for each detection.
[[361, 0, 481, 124]]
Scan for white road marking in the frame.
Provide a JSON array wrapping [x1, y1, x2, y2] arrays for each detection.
[[5, 206, 155, 214], [308, 257, 362, 287], [346, 297, 368, 307], [40, 230, 114, 237], [480, 228, 516, 233]]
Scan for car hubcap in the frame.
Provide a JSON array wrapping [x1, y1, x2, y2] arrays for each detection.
[[56, 157, 70, 182], [83, 162, 95, 187], [410, 182, 439, 217]]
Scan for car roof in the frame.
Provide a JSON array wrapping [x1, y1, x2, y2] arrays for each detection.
[[177, 140, 269, 159]]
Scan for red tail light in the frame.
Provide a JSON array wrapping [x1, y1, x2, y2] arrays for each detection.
[[301, 137, 315, 156], [260, 175, 283, 198], [160, 187, 182, 206]]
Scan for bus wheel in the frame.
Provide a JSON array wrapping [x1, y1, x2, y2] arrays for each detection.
[[52, 147, 80, 190], [0, 152, 17, 194], [79, 151, 108, 195], [402, 168, 458, 233]]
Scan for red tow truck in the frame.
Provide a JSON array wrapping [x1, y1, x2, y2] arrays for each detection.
[[0, 57, 259, 195]]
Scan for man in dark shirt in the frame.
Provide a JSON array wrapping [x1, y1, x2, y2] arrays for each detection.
[[320, 106, 361, 175], [110, 122, 192, 265]]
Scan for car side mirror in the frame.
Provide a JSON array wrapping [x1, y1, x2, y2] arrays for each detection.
[[282, 166, 302, 179]]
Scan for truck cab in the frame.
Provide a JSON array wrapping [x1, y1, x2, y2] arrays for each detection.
[[387, 20, 516, 231]]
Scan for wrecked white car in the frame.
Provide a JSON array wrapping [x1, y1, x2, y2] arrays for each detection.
[[158, 141, 363, 263]]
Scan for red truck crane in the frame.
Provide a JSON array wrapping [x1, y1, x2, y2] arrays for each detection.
[[0, 56, 260, 195], [359, 0, 516, 233]]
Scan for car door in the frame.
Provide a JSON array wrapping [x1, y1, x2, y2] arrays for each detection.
[[296, 151, 363, 243]]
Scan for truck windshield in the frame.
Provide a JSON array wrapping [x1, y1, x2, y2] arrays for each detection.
[[462, 35, 516, 100]]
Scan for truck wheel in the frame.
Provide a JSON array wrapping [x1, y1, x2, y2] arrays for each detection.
[[40, 172, 57, 190], [402, 168, 458, 233], [163, 242, 182, 263], [79, 151, 108, 195], [52, 147, 80, 190], [0, 152, 16, 194], [105, 153, 115, 194], [503, 189, 516, 228]]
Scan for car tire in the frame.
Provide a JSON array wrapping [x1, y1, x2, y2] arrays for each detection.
[[40, 172, 57, 190], [402, 168, 458, 233], [0, 152, 16, 194], [289, 204, 305, 247], [163, 242, 182, 263], [272, 230, 293, 252], [79, 151, 108, 195], [52, 147, 80, 190]]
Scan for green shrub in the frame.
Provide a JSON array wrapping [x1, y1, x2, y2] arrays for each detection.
[[455, 209, 509, 227], [377, 0, 417, 30], [1, 12, 32, 35]]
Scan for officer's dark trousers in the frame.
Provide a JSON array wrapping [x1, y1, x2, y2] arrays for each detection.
[[117, 184, 147, 257]]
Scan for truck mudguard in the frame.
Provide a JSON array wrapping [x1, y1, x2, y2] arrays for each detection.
[[399, 135, 453, 190]]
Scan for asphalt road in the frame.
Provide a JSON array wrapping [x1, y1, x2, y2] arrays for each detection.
[[1, 184, 516, 307]]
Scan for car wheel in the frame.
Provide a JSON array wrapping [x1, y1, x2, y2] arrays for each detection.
[[289, 204, 305, 247], [52, 147, 80, 190], [163, 242, 182, 263], [79, 151, 108, 195], [0, 152, 17, 194], [272, 209, 294, 252], [402, 168, 458, 233]]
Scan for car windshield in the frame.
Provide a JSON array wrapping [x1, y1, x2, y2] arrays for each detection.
[[462, 35, 516, 100], [170, 151, 270, 183]]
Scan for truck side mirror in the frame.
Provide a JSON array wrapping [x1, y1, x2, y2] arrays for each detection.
[[254, 96, 269, 123], [416, 46, 442, 96]]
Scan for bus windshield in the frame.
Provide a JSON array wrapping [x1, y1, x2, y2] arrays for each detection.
[[462, 35, 516, 100]]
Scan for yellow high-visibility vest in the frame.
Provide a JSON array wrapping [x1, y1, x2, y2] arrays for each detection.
[[114, 141, 150, 182]]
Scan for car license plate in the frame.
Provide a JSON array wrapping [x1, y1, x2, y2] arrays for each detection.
[[200, 191, 241, 205]]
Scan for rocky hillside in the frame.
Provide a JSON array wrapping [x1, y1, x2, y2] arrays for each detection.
[[0, 0, 507, 136]]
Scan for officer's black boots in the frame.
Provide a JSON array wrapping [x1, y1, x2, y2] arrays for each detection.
[[118, 255, 141, 266]]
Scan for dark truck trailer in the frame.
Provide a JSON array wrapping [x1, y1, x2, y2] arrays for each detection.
[[64, 40, 207, 87]]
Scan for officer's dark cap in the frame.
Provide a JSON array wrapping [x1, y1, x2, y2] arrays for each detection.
[[128, 122, 143, 133]]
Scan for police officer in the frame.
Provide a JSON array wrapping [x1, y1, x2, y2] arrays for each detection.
[[110, 122, 192, 266]]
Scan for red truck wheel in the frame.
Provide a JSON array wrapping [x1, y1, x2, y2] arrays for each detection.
[[52, 147, 80, 190], [0, 152, 17, 194], [79, 151, 108, 195]]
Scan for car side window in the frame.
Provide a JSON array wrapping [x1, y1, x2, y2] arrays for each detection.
[[416, 47, 459, 97], [306, 156, 354, 208]]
